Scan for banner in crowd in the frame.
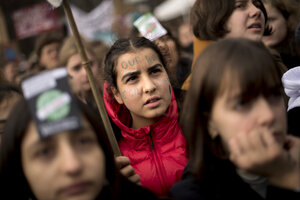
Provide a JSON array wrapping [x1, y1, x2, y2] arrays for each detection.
[[11, 2, 61, 39], [70, 0, 113, 40]]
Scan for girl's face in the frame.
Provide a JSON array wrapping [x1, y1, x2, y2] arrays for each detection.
[[262, 3, 287, 47], [225, 0, 265, 41], [112, 48, 172, 129], [208, 78, 287, 153], [155, 36, 179, 73], [40, 42, 60, 69], [66, 53, 99, 94], [21, 118, 106, 200]]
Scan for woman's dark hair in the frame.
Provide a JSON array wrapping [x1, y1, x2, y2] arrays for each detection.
[[262, 0, 300, 57], [0, 83, 21, 102], [181, 38, 284, 177], [104, 37, 167, 89], [190, 0, 270, 40], [0, 98, 120, 199]]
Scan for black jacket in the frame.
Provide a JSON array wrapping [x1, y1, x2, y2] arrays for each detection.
[[171, 158, 300, 200]]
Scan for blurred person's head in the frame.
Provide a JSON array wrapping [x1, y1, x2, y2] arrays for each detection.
[[89, 40, 110, 90], [178, 23, 194, 49], [0, 83, 21, 144], [181, 38, 286, 176], [262, 0, 300, 57], [0, 98, 120, 200], [154, 32, 180, 86], [59, 36, 100, 98], [35, 31, 63, 70], [191, 0, 270, 41], [1, 60, 19, 84]]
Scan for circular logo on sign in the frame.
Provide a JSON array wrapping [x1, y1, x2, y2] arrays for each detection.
[[36, 89, 71, 121]]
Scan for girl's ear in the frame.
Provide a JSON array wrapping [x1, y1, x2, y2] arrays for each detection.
[[208, 120, 219, 139], [111, 87, 124, 104]]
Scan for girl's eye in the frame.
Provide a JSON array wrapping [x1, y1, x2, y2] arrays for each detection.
[[268, 17, 276, 22], [233, 99, 253, 111], [78, 136, 95, 145], [235, 3, 245, 9], [35, 146, 54, 160], [150, 68, 162, 75], [126, 76, 137, 83], [253, 0, 262, 7], [72, 64, 81, 72], [75, 134, 97, 150]]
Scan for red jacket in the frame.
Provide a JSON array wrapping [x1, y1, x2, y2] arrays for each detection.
[[103, 83, 187, 197]]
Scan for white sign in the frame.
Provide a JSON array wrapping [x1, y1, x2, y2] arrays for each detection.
[[70, 0, 113, 40], [133, 13, 167, 41]]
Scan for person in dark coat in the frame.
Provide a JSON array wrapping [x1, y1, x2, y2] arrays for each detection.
[[171, 38, 300, 200]]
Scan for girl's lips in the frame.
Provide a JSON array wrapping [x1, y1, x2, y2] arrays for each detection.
[[144, 98, 162, 108], [248, 23, 263, 32], [59, 181, 91, 196]]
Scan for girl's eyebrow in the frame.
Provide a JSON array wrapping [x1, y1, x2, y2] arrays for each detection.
[[28, 136, 54, 152], [147, 64, 163, 72], [121, 71, 140, 82], [121, 63, 163, 82]]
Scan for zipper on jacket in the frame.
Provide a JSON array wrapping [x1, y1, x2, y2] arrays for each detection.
[[148, 130, 169, 194], [149, 131, 154, 149]]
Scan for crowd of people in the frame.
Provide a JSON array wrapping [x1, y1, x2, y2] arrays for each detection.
[[1, 0, 300, 199]]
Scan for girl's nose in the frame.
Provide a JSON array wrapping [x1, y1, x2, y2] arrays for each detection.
[[256, 98, 276, 127], [59, 145, 83, 176], [248, 3, 262, 18], [143, 76, 156, 94]]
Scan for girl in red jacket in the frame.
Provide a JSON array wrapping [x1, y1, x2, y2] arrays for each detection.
[[103, 37, 188, 197]]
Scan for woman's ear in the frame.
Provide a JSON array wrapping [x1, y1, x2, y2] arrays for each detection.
[[208, 120, 219, 139], [111, 87, 124, 104]]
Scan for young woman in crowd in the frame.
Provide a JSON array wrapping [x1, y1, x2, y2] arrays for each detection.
[[171, 38, 300, 199], [103, 37, 187, 197], [262, 0, 300, 69], [59, 36, 101, 103], [182, 0, 273, 90], [0, 98, 159, 200], [154, 31, 192, 88]]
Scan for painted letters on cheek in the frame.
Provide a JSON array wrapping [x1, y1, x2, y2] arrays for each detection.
[[121, 88, 141, 99]]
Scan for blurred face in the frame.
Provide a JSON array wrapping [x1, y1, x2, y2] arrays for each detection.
[[155, 36, 179, 73], [0, 93, 20, 144], [178, 23, 194, 48], [3, 62, 19, 83], [40, 42, 60, 69], [208, 77, 286, 152], [225, 0, 265, 41], [66, 53, 99, 95], [112, 48, 172, 129], [21, 118, 106, 200], [262, 4, 287, 47]]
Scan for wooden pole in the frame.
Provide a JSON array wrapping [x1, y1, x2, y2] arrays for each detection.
[[62, 0, 121, 156]]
